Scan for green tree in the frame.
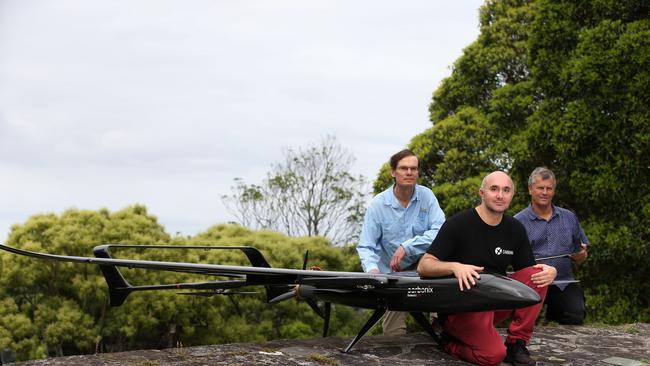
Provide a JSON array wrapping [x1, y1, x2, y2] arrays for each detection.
[[0, 205, 173, 358], [0, 210, 368, 360], [0, 298, 45, 361], [34, 298, 98, 356], [222, 136, 369, 245]]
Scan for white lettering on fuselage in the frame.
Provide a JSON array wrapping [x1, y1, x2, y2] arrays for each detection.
[[407, 286, 434, 297], [356, 285, 375, 291]]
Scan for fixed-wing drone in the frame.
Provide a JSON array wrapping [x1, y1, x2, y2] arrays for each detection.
[[0, 243, 540, 352]]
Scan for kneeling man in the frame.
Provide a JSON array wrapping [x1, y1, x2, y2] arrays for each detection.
[[418, 171, 556, 366]]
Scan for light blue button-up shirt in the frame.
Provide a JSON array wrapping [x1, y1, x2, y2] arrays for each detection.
[[357, 184, 445, 273]]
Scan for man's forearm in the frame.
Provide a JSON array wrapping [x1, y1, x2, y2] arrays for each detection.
[[417, 254, 455, 277]]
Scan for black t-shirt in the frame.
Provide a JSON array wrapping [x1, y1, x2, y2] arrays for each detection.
[[426, 208, 535, 275]]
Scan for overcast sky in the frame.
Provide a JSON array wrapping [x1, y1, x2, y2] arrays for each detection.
[[0, 0, 483, 240]]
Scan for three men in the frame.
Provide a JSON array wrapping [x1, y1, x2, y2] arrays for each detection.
[[357, 149, 445, 335], [515, 167, 589, 325], [417, 171, 556, 366]]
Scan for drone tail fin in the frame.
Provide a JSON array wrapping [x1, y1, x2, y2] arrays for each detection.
[[93, 245, 133, 306], [242, 249, 299, 304]]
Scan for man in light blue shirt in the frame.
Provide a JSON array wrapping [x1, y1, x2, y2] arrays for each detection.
[[357, 149, 445, 335]]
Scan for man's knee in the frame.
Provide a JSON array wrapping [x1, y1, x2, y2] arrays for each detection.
[[475, 345, 506, 366], [508, 266, 543, 289], [509, 266, 548, 301], [510, 266, 541, 280], [559, 308, 585, 325], [546, 287, 586, 325], [546, 306, 585, 325]]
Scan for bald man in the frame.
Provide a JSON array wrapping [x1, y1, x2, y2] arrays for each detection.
[[418, 171, 556, 366]]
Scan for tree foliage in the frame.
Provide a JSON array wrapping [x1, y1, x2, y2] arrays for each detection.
[[376, 0, 649, 323], [222, 136, 369, 245], [0, 207, 367, 361]]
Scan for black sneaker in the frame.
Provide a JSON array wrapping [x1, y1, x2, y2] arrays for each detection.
[[504, 339, 535, 366], [438, 331, 451, 348]]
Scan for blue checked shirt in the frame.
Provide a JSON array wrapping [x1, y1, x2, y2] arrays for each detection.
[[357, 185, 445, 273], [515, 205, 589, 290]]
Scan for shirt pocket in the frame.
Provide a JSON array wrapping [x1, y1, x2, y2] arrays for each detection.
[[557, 222, 577, 250], [412, 212, 429, 236]]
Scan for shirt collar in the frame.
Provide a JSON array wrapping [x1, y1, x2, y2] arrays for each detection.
[[384, 185, 419, 207], [525, 204, 560, 221]]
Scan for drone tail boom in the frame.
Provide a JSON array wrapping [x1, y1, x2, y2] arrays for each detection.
[[89, 244, 293, 306]]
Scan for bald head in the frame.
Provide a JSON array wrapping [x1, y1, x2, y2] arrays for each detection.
[[481, 171, 514, 190], [479, 171, 515, 215]]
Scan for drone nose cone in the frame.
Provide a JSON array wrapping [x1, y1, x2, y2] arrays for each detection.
[[480, 274, 540, 308], [510, 284, 540, 306]]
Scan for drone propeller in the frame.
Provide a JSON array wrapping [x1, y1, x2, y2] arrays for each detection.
[[268, 250, 332, 337], [268, 251, 309, 304], [268, 289, 296, 303]]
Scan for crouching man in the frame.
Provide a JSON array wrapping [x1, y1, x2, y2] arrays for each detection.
[[417, 171, 556, 366]]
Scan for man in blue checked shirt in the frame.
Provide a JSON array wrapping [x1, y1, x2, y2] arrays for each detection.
[[515, 167, 589, 325], [357, 149, 445, 335]]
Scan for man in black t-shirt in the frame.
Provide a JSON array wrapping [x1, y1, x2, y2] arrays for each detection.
[[418, 171, 556, 366]]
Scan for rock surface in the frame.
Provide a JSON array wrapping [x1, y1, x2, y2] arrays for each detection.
[[10, 323, 650, 366]]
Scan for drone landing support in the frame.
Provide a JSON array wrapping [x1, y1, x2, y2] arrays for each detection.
[[409, 312, 442, 346], [322, 302, 331, 338], [342, 310, 443, 353], [343, 307, 387, 353]]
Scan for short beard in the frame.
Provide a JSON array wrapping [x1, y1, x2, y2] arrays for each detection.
[[484, 201, 508, 214]]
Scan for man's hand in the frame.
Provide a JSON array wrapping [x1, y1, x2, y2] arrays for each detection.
[[531, 263, 557, 287], [571, 243, 588, 264], [450, 263, 484, 291], [390, 245, 406, 272], [368, 268, 381, 274]]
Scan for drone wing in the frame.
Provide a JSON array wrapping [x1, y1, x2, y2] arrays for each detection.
[[0, 243, 385, 306]]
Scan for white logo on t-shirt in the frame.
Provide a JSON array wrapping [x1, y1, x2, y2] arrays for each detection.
[[495, 247, 514, 256]]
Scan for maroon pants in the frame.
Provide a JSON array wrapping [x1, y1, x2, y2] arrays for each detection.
[[442, 266, 548, 366]]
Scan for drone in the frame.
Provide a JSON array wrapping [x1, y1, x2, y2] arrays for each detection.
[[0, 243, 541, 352]]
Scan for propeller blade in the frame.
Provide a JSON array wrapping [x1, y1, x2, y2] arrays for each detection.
[[552, 279, 580, 285], [306, 298, 324, 319], [322, 302, 331, 338], [535, 252, 579, 261], [268, 289, 296, 304], [302, 250, 309, 270]]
